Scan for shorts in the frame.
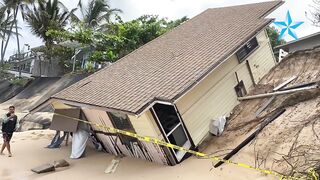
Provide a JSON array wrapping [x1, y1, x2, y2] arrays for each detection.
[[2, 132, 13, 142]]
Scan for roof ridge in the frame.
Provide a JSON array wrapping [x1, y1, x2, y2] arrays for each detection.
[[207, 0, 282, 10]]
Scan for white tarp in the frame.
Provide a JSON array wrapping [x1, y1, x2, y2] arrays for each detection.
[[209, 116, 226, 136], [70, 129, 89, 159]]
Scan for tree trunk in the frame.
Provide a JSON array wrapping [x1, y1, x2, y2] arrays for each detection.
[[1, 39, 4, 66], [14, 6, 22, 78], [0, 7, 19, 65]]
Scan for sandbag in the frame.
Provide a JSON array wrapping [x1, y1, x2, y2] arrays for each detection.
[[53, 159, 70, 168], [31, 164, 55, 174]]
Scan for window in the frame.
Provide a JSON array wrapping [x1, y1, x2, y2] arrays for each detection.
[[108, 112, 137, 145], [234, 81, 247, 97], [236, 37, 259, 63], [152, 104, 190, 154]]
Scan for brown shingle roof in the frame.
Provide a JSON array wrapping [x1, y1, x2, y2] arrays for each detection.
[[52, 1, 283, 115]]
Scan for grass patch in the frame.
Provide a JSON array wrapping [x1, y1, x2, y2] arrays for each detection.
[[9, 77, 31, 86]]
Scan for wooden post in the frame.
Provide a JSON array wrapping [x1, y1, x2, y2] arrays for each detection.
[[65, 132, 69, 146], [214, 109, 286, 168], [273, 76, 297, 91]]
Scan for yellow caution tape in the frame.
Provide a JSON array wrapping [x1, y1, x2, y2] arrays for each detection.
[[54, 113, 318, 180], [308, 169, 319, 180]]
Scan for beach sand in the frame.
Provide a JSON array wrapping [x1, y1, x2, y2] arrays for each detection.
[[0, 130, 273, 180]]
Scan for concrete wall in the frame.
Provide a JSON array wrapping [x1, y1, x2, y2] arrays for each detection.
[[32, 58, 64, 77], [175, 29, 276, 145]]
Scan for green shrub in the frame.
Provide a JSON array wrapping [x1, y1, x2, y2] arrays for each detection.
[[9, 77, 32, 86]]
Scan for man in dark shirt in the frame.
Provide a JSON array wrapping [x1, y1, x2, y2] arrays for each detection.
[[1, 106, 18, 157]]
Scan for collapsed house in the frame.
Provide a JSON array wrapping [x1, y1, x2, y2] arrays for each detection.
[[48, 1, 284, 165]]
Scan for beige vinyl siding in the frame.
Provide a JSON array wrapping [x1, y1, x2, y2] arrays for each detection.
[[248, 30, 276, 83], [176, 29, 275, 145], [129, 110, 163, 139], [177, 55, 239, 116], [236, 63, 254, 92], [176, 55, 250, 145]]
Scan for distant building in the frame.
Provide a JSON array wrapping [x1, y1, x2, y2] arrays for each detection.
[[6, 41, 103, 77], [7, 47, 64, 77], [275, 31, 320, 53]]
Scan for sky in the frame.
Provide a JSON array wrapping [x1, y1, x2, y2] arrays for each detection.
[[5, 0, 320, 59]]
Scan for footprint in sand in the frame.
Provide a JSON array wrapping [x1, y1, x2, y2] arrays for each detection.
[[37, 134, 44, 137], [0, 169, 10, 178]]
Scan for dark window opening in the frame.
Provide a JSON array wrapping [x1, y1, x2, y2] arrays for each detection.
[[235, 81, 247, 97], [108, 112, 137, 145], [168, 126, 188, 148], [153, 104, 180, 134], [152, 103, 190, 154], [236, 37, 259, 63]]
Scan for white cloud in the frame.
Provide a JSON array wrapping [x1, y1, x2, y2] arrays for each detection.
[[5, 0, 320, 59]]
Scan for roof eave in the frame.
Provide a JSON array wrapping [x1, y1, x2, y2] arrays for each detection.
[[50, 97, 138, 116], [258, 0, 285, 19], [274, 31, 320, 50]]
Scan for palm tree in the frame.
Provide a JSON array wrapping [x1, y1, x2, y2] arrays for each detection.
[[0, 3, 16, 65], [24, 0, 75, 46], [0, 6, 12, 39], [73, 0, 122, 28], [1, 0, 35, 74]]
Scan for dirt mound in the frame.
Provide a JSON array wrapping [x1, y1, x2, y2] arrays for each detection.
[[202, 48, 320, 179]]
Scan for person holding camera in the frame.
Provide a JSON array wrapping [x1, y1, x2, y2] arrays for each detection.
[[0, 105, 19, 157]]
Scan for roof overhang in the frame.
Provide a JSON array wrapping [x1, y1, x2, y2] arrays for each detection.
[[274, 31, 320, 50], [51, 97, 138, 116]]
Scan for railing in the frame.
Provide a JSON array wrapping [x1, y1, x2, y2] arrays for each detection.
[[8, 51, 37, 63]]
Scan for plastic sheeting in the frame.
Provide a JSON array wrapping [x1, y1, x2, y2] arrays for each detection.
[[209, 116, 226, 136], [70, 129, 89, 159]]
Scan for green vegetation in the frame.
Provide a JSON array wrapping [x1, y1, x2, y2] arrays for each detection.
[[72, 0, 122, 28], [9, 77, 31, 86], [47, 15, 188, 63], [0, 67, 31, 86], [24, 0, 75, 46], [266, 26, 286, 48], [1, 0, 188, 73]]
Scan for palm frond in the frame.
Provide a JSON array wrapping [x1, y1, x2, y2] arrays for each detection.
[[24, 0, 72, 44], [76, 0, 122, 28]]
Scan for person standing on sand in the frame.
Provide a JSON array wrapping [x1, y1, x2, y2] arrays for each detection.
[[0, 106, 19, 157]]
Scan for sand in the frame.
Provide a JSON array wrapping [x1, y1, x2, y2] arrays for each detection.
[[0, 130, 274, 180]]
